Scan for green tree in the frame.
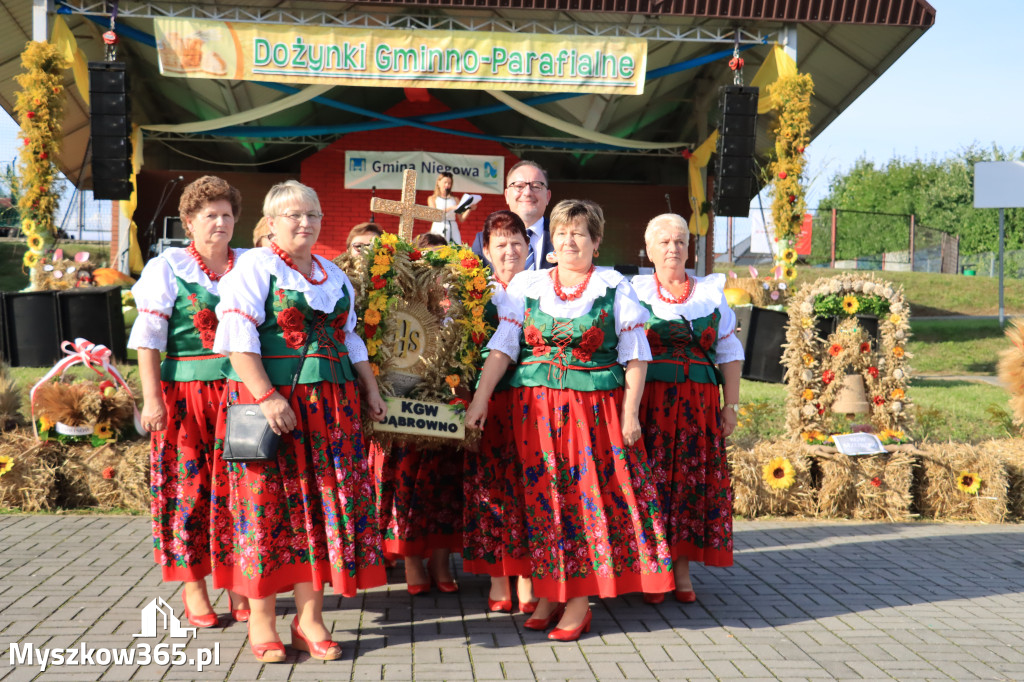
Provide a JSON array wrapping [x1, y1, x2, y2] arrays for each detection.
[[817, 145, 1024, 260]]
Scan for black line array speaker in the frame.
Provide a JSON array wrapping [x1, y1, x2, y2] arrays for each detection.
[[740, 307, 787, 384], [3, 291, 63, 367], [713, 85, 759, 218], [57, 286, 127, 364], [1, 287, 127, 367], [89, 61, 133, 201]]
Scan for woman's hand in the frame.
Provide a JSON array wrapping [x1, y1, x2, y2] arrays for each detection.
[[465, 396, 489, 430], [721, 406, 738, 437], [140, 401, 168, 433], [260, 392, 296, 435], [364, 389, 387, 422], [621, 410, 642, 447]]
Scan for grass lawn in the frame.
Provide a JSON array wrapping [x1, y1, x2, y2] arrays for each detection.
[[907, 318, 1008, 374]]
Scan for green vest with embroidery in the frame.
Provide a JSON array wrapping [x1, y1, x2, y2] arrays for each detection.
[[224, 276, 357, 386], [641, 302, 721, 385], [160, 277, 230, 382], [509, 287, 623, 391]]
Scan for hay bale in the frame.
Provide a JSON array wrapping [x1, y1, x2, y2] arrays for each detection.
[[815, 447, 915, 521], [0, 430, 61, 511], [978, 439, 1024, 521], [729, 440, 815, 517], [915, 442, 1008, 523], [115, 440, 151, 513], [58, 439, 150, 510]]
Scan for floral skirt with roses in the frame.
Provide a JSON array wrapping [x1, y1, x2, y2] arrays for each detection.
[[511, 386, 673, 601], [462, 389, 531, 577], [640, 380, 733, 567], [151, 378, 225, 582], [210, 380, 387, 599], [373, 440, 463, 558]]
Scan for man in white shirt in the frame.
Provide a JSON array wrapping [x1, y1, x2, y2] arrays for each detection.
[[473, 160, 554, 270]]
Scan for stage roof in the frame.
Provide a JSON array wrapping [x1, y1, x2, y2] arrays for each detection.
[[0, 0, 935, 189]]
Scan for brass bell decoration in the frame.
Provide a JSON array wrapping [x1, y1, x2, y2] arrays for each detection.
[[832, 374, 870, 415]]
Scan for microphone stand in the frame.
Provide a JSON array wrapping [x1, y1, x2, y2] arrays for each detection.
[[147, 175, 184, 256], [370, 186, 376, 222]]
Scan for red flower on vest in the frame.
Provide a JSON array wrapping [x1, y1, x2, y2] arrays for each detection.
[[283, 330, 308, 350], [699, 326, 716, 351], [199, 330, 216, 350], [524, 325, 544, 347], [646, 329, 665, 355], [277, 306, 304, 332], [580, 326, 605, 353], [192, 307, 217, 332]]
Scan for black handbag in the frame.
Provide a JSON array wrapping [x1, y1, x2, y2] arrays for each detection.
[[222, 329, 314, 462]]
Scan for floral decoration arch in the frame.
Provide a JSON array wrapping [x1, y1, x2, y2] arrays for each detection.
[[782, 273, 914, 441]]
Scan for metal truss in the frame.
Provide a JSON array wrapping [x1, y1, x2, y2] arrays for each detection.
[[505, 143, 687, 157], [145, 130, 333, 148], [59, 0, 777, 44]]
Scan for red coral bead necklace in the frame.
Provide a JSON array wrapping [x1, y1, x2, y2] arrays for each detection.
[[654, 272, 693, 304], [551, 265, 594, 301], [187, 241, 234, 282], [270, 240, 328, 285]]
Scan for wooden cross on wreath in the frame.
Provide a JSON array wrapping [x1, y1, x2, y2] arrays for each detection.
[[370, 169, 447, 241]]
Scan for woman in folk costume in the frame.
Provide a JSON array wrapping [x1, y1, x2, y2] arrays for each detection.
[[461, 210, 538, 614], [128, 176, 249, 628], [633, 213, 743, 604], [466, 199, 672, 641], [211, 180, 387, 663]]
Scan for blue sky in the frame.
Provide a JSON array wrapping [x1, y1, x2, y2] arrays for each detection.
[[2, 0, 1018, 245]]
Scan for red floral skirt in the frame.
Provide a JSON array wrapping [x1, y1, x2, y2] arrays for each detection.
[[462, 390, 530, 577], [373, 436, 463, 557], [151, 379, 225, 582], [511, 386, 672, 601], [640, 380, 733, 567], [210, 380, 386, 598]]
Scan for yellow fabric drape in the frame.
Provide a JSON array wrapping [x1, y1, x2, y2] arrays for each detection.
[[50, 17, 90, 107], [686, 43, 798, 235], [121, 125, 145, 274]]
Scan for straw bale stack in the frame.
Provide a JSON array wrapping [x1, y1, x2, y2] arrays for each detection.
[[915, 442, 1008, 523], [814, 447, 915, 521], [0, 431, 62, 511], [729, 440, 816, 517], [979, 439, 1024, 521]]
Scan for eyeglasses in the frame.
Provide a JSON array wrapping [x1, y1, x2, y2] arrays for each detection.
[[506, 181, 547, 192], [277, 212, 323, 223]]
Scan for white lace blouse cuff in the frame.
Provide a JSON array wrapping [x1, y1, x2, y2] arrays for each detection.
[[212, 312, 261, 355], [345, 333, 369, 364], [127, 313, 168, 352], [486, 319, 522, 363], [716, 332, 745, 365], [617, 326, 652, 365]]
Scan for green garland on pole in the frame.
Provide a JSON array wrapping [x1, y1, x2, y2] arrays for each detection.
[[14, 41, 68, 282]]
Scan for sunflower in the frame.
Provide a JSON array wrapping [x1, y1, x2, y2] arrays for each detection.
[[801, 430, 826, 444], [781, 248, 797, 264], [878, 428, 905, 443], [841, 295, 860, 314], [39, 415, 55, 432], [21, 218, 37, 235], [763, 457, 796, 490], [783, 266, 797, 282], [22, 251, 40, 269], [27, 233, 45, 251], [0, 455, 13, 478], [93, 421, 114, 440], [956, 471, 982, 495]]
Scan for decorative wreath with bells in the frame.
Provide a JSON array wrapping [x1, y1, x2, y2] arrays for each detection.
[[781, 273, 913, 441], [336, 233, 495, 409]]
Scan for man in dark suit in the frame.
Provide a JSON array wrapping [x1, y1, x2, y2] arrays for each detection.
[[473, 160, 554, 270]]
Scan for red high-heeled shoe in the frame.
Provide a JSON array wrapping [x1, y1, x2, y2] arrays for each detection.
[[523, 604, 564, 631], [642, 592, 666, 605], [674, 590, 697, 603], [228, 594, 250, 623], [548, 608, 592, 642], [290, 617, 341, 661], [519, 600, 539, 615], [488, 598, 513, 613], [427, 561, 459, 593], [407, 582, 431, 596], [181, 592, 218, 629], [248, 625, 286, 663]]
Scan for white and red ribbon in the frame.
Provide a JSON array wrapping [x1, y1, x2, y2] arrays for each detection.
[[29, 337, 144, 440]]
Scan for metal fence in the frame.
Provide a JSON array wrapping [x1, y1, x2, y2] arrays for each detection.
[[808, 208, 959, 274], [960, 250, 1024, 279]]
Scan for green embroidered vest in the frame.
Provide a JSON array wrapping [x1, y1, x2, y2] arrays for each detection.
[[641, 302, 721, 385], [224, 276, 357, 386], [509, 287, 624, 391], [160, 277, 230, 382]]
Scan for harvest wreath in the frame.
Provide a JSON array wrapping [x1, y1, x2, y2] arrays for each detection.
[[781, 273, 913, 439]]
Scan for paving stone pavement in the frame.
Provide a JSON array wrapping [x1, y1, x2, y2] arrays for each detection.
[[1, 515, 1023, 681]]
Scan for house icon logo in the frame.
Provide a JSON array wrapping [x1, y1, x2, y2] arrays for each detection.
[[133, 597, 197, 639]]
